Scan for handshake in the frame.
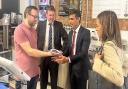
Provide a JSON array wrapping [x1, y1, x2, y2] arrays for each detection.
[[49, 49, 69, 64]]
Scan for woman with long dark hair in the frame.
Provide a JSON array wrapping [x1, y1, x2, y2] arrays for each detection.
[[90, 10, 124, 89]]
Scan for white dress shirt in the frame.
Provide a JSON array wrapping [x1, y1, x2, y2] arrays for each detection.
[[68, 25, 81, 63], [44, 20, 54, 51], [72, 25, 80, 55]]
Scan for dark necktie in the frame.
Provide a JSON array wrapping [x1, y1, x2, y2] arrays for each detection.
[[48, 23, 52, 50], [71, 30, 76, 55]]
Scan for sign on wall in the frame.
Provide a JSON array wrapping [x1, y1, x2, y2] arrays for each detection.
[[38, 0, 50, 21], [58, 0, 81, 16], [92, 0, 128, 18], [39, 0, 50, 5]]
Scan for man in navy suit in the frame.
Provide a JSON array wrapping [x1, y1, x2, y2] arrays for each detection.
[[53, 9, 91, 89], [37, 5, 68, 89]]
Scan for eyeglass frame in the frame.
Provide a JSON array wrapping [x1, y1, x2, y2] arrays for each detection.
[[28, 14, 39, 19]]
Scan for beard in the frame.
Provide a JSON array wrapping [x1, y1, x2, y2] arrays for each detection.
[[28, 21, 36, 28], [30, 22, 35, 27]]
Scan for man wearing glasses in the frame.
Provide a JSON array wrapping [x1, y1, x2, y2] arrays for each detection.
[[14, 6, 57, 89]]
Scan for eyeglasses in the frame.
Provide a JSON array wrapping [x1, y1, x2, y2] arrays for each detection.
[[29, 14, 38, 19]]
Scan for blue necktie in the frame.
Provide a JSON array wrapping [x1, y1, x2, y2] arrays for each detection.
[[48, 23, 52, 50]]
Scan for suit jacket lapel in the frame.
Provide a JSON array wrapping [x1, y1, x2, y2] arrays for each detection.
[[53, 21, 57, 44], [69, 31, 73, 46], [40, 21, 47, 48], [76, 26, 82, 51], [68, 31, 73, 54]]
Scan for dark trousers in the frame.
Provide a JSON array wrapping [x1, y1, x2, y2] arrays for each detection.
[[40, 58, 59, 89], [123, 77, 128, 89], [16, 75, 38, 89], [70, 72, 87, 89]]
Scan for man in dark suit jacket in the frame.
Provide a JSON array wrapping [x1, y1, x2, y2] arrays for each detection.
[[36, 5, 68, 89], [53, 9, 91, 89]]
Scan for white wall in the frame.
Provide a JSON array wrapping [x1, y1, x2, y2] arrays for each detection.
[[0, 0, 1, 9], [19, 0, 36, 15]]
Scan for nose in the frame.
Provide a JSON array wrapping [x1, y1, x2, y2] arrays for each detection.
[[69, 22, 72, 26], [69, 20, 72, 24], [95, 28, 99, 32], [34, 19, 37, 22], [34, 19, 38, 23]]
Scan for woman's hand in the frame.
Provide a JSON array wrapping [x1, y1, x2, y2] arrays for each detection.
[[94, 53, 104, 60]]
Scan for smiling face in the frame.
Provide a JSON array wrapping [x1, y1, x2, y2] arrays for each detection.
[[46, 10, 55, 23]]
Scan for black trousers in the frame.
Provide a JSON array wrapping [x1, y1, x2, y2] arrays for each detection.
[[123, 77, 128, 89], [40, 58, 59, 89], [16, 75, 38, 89], [70, 71, 87, 89]]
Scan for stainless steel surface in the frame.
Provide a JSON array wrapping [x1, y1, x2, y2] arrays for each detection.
[[3, 25, 9, 49]]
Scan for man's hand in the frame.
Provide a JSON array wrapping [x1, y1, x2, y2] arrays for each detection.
[[52, 55, 69, 64], [49, 49, 63, 57]]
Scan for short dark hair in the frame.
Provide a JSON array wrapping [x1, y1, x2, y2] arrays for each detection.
[[46, 5, 55, 13], [24, 6, 38, 18], [69, 9, 81, 18]]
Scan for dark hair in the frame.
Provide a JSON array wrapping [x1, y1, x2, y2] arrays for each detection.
[[97, 10, 122, 48], [24, 6, 38, 18], [46, 5, 55, 13], [69, 9, 81, 19]]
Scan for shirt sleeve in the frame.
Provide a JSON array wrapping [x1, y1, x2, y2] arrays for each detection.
[[93, 41, 124, 86], [14, 26, 29, 45]]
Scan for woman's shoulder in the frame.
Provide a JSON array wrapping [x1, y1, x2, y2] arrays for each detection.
[[104, 41, 116, 47], [103, 41, 117, 51]]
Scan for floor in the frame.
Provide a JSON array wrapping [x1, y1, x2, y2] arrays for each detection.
[[9, 80, 51, 89], [36, 81, 51, 89]]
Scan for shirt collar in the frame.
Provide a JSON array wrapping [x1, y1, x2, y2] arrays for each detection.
[[47, 20, 54, 26], [73, 25, 81, 33], [22, 22, 29, 29]]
